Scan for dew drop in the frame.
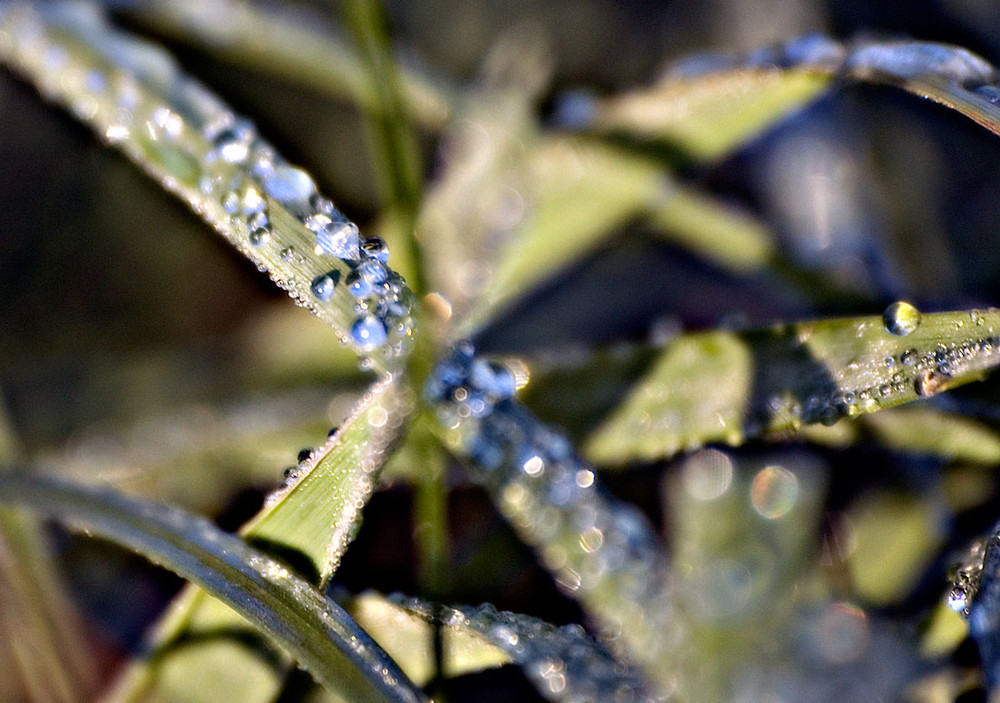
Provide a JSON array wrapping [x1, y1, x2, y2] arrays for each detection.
[[213, 120, 254, 163], [362, 236, 389, 263], [248, 227, 269, 248], [310, 216, 361, 261], [263, 166, 316, 203], [279, 246, 294, 261], [310, 271, 340, 302], [882, 301, 921, 336], [351, 315, 387, 351], [948, 586, 968, 612]]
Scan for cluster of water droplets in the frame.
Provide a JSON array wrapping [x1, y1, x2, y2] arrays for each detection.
[[393, 596, 654, 702], [425, 342, 679, 680], [0, 2, 415, 368]]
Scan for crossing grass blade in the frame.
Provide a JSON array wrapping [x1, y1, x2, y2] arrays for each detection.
[[0, 471, 426, 703], [584, 308, 1000, 464]]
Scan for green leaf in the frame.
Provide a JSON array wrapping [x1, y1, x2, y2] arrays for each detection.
[[0, 472, 426, 703], [0, 400, 98, 703], [110, 377, 410, 702], [585, 307, 1000, 464], [121, 0, 452, 129], [0, 3, 415, 375], [582, 67, 832, 162]]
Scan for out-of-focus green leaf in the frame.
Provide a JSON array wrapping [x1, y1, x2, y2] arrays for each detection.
[[846, 490, 944, 605], [584, 68, 832, 162], [0, 472, 425, 703], [645, 184, 775, 273], [120, 0, 452, 129], [862, 408, 1000, 464], [585, 308, 1000, 464], [108, 378, 410, 703], [0, 400, 97, 703], [417, 27, 551, 324]]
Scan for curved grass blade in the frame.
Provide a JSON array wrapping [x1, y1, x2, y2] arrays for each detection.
[[119, 0, 452, 129], [108, 377, 409, 702], [585, 307, 1000, 464], [571, 35, 1000, 162], [0, 471, 426, 703], [0, 2, 415, 375]]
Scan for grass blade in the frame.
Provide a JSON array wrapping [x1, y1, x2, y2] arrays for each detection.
[[0, 2, 416, 375], [108, 377, 409, 702], [121, 0, 452, 129], [585, 307, 1000, 464], [0, 471, 426, 703]]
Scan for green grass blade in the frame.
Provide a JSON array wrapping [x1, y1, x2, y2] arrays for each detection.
[[0, 471, 426, 703], [572, 36, 1000, 162], [575, 66, 832, 162], [585, 307, 1000, 464], [0, 400, 98, 703], [0, 3, 416, 375], [108, 377, 409, 702], [121, 0, 452, 129]]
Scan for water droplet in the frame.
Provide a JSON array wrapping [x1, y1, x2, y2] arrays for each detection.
[[309, 215, 361, 260], [263, 166, 315, 204], [248, 227, 269, 247], [279, 246, 294, 261], [882, 301, 921, 336], [242, 186, 265, 214], [362, 237, 389, 263], [948, 586, 968, 612], [750, 465, 799, 519], [469, 359, 516, 401], [297, 448, 313, 463], [346, 271, 374, 299], [222, 191, 240, 214], [357, 259, 388, 285], [310, 271, 339, 301], [350, 315, 387, 351], [212, 120, 254, 163]]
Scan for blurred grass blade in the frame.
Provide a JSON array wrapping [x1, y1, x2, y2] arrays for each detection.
[[0, 3, 416, 376], [567, 66, 832, 162], [120, 0, 451, 129], [339, 0, 425, 293], [0, 399, 98, 703], [109, 377, 410, 702], [0, 471, 426, 703], [0, 512, 99, 703], [585, 307, 1000, 464], [568, 35, 1000, 162], [417, 27, 551, 322], [384, 596, 653, 702]]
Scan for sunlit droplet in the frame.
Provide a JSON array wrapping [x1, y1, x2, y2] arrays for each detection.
[[882, 301, 921, 337]]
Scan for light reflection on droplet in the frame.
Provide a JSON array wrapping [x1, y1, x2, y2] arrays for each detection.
[[681, 448, 734, 501], [750, 465, 799, 519]]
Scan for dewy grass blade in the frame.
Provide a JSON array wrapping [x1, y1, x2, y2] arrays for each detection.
[[570, 34, 1000, 161], [107, 378, 409, 702], [0, 2, 415, 376], [585, 306, 1000, 465], [0, 471, 427, 703]]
